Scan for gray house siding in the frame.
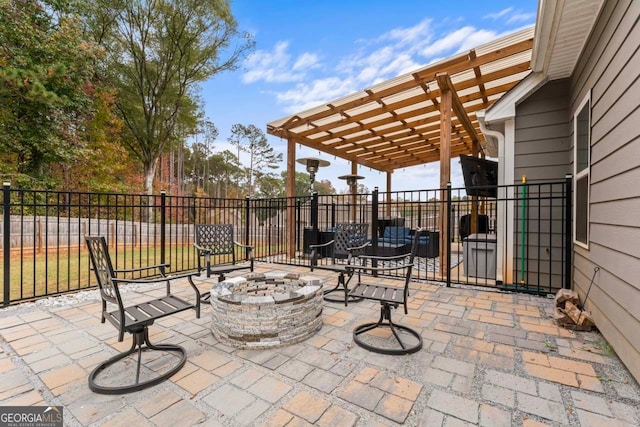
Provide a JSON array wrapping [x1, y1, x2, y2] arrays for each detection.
[[515, 0, 640, 380], [514, 78, 572, 182], [568, 0, 640, 381], [513, 79, 571, 291]]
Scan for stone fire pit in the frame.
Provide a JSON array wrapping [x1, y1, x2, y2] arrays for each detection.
[[209, 272, 324, 349]]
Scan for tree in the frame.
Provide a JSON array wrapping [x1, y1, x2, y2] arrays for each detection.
[[87, 0, 253, 195], [229, 124, 282, 197], [208, 150, 242, 198], [281, 171, 333, 197], [54, 87, 139, 193], [255, 173, 284, 199], [314, 179, 336, 195], [0, 0, 101, 181]]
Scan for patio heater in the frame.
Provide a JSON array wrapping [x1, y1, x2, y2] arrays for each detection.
[[297, 157, 330, 194], [338, 174, 364, 222], [298, 157, 330, 256]]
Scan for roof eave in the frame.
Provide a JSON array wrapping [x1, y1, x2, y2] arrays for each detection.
[[484, 71, 547, 124]]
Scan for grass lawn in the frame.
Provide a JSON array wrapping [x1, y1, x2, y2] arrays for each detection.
[[0, 243, 286, 304]]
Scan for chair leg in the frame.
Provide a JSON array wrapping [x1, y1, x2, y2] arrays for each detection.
[[198, 272, 226, 304], [197, 272, 225, 303], [323, 272, 363, 306], [88, 327, 187, 394], [200, 292, 211, 303], [353, 303, 422, 355]]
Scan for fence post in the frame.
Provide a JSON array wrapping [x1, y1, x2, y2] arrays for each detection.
[[446, 182, 452, 287], [3, 182, 10, 306], [245, 197, 250, 260], [331, 202, 336, 228], [371, 187, 379, 275], [296, 199, 301, 253], [311, 193, 319, 233], [564, 175, 573, 289], [160, 191, 166, 282]]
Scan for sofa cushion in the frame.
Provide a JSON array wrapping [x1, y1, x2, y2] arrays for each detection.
[[380, 226, 411, 244]]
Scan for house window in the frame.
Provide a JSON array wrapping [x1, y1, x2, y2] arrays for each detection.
[[574, 93, 590, 247]]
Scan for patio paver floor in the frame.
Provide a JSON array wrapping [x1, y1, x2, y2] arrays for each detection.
[[1, 264, 639, 426]]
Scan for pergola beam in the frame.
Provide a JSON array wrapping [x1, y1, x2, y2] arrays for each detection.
[[273, 128, 393, 173], [469, 50, 489, 106], [435, 72, 480, 145]]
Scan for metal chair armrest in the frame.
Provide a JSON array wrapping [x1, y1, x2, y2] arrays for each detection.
[[359, 253, 410, 263], [346, 260, 414, 274], [234, 241, 254, 261], [309, 240, 335, 249], [346, 241, 371, 252], [233, 241, 253, 250], [310, 240, 335, 268], [193, 243, 211, 253], [113, 263, 170, 274], [112, 270, 200, 285]]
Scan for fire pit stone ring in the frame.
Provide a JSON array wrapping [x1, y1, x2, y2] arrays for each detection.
[[210, 272, 324, 349]]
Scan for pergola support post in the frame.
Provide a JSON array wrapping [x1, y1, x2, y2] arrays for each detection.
[[386, 172, 392, 216], [471, 139, 479, 235], [351, 162, 358, 222], [438, 84, 452, 278]]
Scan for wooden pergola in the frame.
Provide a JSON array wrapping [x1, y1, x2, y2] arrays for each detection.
[[267, 27, 534, 263]]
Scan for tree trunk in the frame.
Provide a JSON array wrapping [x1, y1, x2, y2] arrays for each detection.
[[144, 159, 157, 222], [144, 160, 157, 195]]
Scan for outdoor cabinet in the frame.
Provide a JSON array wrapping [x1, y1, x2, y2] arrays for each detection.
[[303, 227, 334, 257], [463, 233, 496, 279]]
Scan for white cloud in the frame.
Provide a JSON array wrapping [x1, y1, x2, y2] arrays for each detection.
[[483, 7, 513, 20], [420, 26, 476, 58], [293, 53, 320, 71], [379, 53, 422, 78], [483, 7, 535, 25], [457, 29, 503, 52], [275, 77, 357, 113], [507, 12, 536, 24], [380, 18, 433, 47], [242, 41, 320, 84]]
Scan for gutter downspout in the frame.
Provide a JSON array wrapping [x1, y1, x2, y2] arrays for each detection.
[[478, 112, 514, 285]]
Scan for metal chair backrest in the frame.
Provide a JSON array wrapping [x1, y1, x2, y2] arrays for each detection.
[[334, 223, 369, 260], [195, 224, 237, 262], [403, 228, 422, 289], [85, 236, 123, 308]]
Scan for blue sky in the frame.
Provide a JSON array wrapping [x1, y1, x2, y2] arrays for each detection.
[[201, 0, 538, 193]]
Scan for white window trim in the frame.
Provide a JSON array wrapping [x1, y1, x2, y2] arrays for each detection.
[[573, 91, 591, 249]]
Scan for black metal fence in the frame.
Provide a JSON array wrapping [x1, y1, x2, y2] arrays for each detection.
[[1, 179, 571, 305]]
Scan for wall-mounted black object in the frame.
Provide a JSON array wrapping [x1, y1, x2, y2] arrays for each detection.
[[459, 154, 498, 198]]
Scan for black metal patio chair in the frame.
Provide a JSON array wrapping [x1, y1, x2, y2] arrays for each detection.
[[194, 224, 254, 301], [347, 228, 423, 355], [195, 224, 254, 280], [85, 236, 201, 394], [310, 223, 370, 305]]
